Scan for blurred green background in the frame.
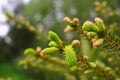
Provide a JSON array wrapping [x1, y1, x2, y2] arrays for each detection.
[[0, 0, 120, 80]]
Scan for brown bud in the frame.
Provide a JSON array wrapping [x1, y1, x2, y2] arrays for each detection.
[[64, 27, 69, 32], [91, 38, 96, 42], [93, 41, 100, 48], [73, 18, 79, 23], [71, 40, 80, 47], [64, 27, 70, 32], [36, 46, 42, 52], [64, 25, 73, 32], [40, 51, 47, 56], [63, 17, 71, 22]]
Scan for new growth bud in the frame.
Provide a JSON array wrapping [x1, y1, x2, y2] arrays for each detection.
[[73, 18, 79, 23], [48, 41, 58, 47], [19, 60, 27, 65], [87, 32, 98, 38], [93, 38, 103, 48], [36, 46, 42, 52], [41, 47, 58, 55], [89, 62, 96, 68], [49, 31, 62, 45], [94, 17, 106, 31], [64, 45, 77, 66], [24, 48, 36, 56], [71, 40, 80, 47], [64, 25, 74, 32], [82, 21, 99, 33], [93, 41, 100, 48], [63, 17, 71, 23], [40, 51, 47, 56]]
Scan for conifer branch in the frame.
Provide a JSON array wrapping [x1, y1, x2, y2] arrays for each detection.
[[5, 12, 48, 40], [64, 17, 120, 56]]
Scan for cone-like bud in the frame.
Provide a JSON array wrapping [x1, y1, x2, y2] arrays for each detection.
[[36, 46, 42, 52], [94, 17, 106, 31], [24, 48, 36, 56], [82, 21, 99, 33], [64, 25, 74, 32], [89, 62, 96, 68], [48, 41, 58, 47], [96, 38, 104, 45], [71, 40, 80, 47], [63, 17, 71, 23], [93, 41, 100, 48], [93, 38, 103, 48], [87, 32, 98, 38], [64, 45, 77, 66], [40, 51, 47, 56], [41, 47, 58, 55], [73, 18, 79, 23], [19, 60, 27, 65], [49, 31, 62, 45]]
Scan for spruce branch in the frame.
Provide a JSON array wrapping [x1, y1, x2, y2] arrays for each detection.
[[21, 39, 115, 80], [5, 12, 48, 40], [64, 17, 120, 56], [76, 55, 114, 80], [102, 32, 120, 52], [19, 49, 71, 73], [18, 16, 120, 79], [39, 31, 117, 79]]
